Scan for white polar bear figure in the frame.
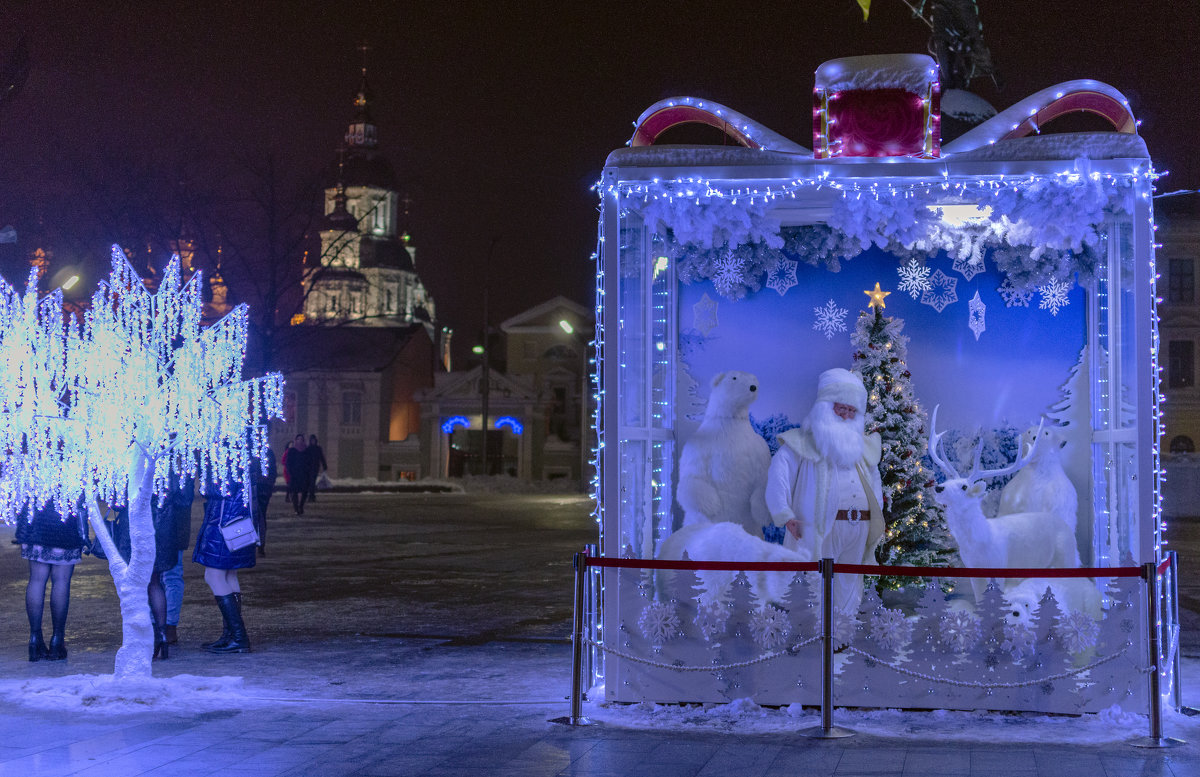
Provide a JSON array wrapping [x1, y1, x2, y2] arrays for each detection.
[[658, 521, 812, 608], [998, 424, 1078, 533], [1003, 577, 1102, 627], [676, 371, 771, 536]]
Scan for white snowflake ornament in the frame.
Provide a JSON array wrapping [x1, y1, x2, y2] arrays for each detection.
[[692, 293, 719, 335], [952, 253, 986, 282], [997, 278, 1033, 308], [813, 299, 848, 340], [749, 605, 790, 650], [897, 259, 932, 299], [1058, 610, 1100, 656], [711, 250, 744, 298], [694, 599, 730, 642], [766, 257, 798, 296], [968, 291, 986, 341], [868, 607, 913, 652], [638, 601, 680, 645], [1038, 278, 1072, 316], [940, 611, 981, 653], [1002, 622, 1037, 662], [920, 269, 958, 312]]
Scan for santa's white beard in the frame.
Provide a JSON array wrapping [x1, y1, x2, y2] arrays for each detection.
[[806, 401, 865, 468]]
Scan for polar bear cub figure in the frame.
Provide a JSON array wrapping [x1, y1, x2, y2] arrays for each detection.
[[998, 424, 1078, 533], [658, 521, 812, 608], [676, 371, 771, 535], [1003, 577, 1102, 628]]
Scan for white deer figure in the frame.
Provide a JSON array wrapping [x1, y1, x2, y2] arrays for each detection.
[[928, 408, 1081, 604]]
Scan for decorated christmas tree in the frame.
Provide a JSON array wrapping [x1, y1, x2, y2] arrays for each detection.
[[851, 297, 953, 590]]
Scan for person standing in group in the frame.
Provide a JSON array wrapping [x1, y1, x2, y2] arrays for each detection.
[[193, 477, 257, 653], [253, 446, 277, 556], [286, 434, 313, 516], [113, 476, 195, 659], [307, 435, 327, 503], [281, 440, 293, 492], [16, 501, 87, 661], [159, 477, 196, 647]]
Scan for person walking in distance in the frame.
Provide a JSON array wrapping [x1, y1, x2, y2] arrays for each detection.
[[287, 434, 312, 515], [253, 446, 277, 556], [307, 435, 327, 503]]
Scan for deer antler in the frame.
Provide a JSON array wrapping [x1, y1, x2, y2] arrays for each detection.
[[968, 417, 1045, 482], [927, 405, 960, 480]]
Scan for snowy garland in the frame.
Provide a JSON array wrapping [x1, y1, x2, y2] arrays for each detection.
[[639, 601, 681, 645], [636, 175, 1130, 302]]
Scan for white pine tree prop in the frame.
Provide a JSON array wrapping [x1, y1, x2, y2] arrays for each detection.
[[0, 246, 283, 680]]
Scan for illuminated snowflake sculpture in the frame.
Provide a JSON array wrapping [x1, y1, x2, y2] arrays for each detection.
[[0, 246, 283, 680]]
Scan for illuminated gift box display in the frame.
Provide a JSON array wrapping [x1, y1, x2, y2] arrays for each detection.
[[589, 55, 1175, 715]]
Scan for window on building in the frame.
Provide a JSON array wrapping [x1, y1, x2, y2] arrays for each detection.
[[385, 289, 394, 314], [373, 200, 387, 233], [342, 391, 362, 425], [1170, 435, 1195, 453], [1169, 340, 1195, 389], [1169, 258, 1195, 304]]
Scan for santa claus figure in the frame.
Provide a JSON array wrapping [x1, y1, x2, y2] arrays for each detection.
[[765, 368, 885, 619]]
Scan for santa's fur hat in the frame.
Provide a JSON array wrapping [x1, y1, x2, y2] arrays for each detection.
[[815, 368, 867, 412]]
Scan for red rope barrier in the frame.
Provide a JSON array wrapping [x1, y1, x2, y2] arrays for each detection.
[[583, 555, 1142, 578], [1157, 557, 1172, 576]]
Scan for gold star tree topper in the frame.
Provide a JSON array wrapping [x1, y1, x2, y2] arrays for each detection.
[[864, 282, 891, 309]]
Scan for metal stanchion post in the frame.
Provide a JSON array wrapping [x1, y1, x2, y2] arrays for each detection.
[[801, 557, 853, 739], [1131, 560, 1184, 748], [583, 542, 599, 700], [551, 550, 593, 726]]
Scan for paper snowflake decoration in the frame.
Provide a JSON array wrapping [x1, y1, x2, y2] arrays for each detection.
[[694, 599, 730, 642], [1002, 622, 1037, 662], [868, 607, 913, 652], [827, 610, 859, 649], [997, 278, 1033, 308], [1038, 278, 1072, 316], [952, 253, 986, 282], [711, 250, 744, 298], [1058, 610, 1100, 656], [940, 611, 981, 653], [920, 269, 958, 312], [749, 605, 790, 650], [692, 293, 719, 336], [896, 259, 932, 299], [766, 257, 798, 296], [638, 601, 680, 645], [813, 299, 848, 340], [968, 291, 986, 341]]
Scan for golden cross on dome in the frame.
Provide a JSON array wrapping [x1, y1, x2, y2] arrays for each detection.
[[864, 282, 891, 309]]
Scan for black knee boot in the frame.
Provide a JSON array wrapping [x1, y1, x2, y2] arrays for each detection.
[[152, 620, 169, 660], [202, 594, 234, 650], [206, 593, 250, 654]]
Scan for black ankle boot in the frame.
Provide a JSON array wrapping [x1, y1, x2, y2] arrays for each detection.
[[46, 635, 66, 661], [206, 593, 250, 654], [153, 622, 169, 660], [28, 633, 48, 662]]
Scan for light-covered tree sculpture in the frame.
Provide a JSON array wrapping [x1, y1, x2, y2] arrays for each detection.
[[851, 302, 953, 590], [0, 245, 283, 680]]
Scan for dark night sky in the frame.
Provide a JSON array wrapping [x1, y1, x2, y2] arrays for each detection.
[[0, 2, 1196, 364]]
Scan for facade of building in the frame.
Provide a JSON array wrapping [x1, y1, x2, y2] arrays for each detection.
[[415, 296, 593, 483], [272, 67, 446, 479], [1158, 202, 1200, 517]]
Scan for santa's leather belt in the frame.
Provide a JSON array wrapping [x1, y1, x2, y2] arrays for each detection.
[[834, 509, 866, 521]]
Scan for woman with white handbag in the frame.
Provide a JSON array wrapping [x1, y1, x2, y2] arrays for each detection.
[[192, 477, 259, 654]]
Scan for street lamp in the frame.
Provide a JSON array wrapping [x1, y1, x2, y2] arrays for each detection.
[[559, 319, 590, 488]]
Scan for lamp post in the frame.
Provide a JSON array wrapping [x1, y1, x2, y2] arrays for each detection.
[[559, 319, 590, 488]]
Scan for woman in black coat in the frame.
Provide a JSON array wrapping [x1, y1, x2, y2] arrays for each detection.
[[111, 477, 194, 659], [16, 502, 87, 661], [193, 479, 256, 653]]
